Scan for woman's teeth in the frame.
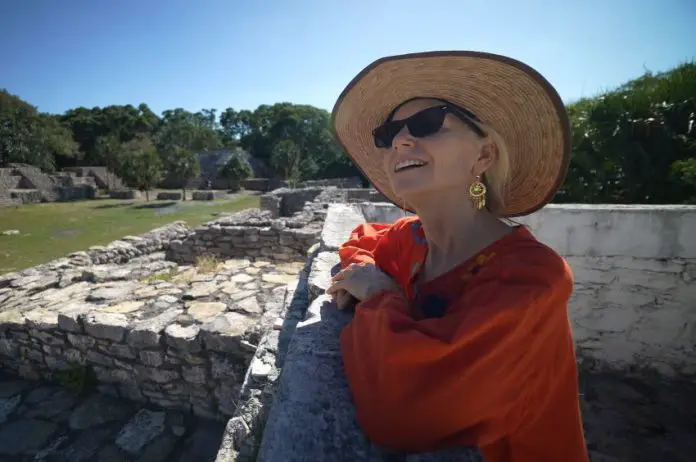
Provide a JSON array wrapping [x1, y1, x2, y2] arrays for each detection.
[[394, 160, 426, 172]]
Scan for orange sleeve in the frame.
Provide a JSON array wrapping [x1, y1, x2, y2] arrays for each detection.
[[338, 222, 401, 268], [340, 246, 574, 452]]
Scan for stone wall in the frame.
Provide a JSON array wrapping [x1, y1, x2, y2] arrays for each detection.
[[259, 186, 388, 218], [167, 208, 323, 265], [167, 187, 386, 266], [0, 220, 305, 423], [238, 177, 363, 193], [239, 178, 287, 192], [299, 177, 363, 188], [109, 189, 142, 200]]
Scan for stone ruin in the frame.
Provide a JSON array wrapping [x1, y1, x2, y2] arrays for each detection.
[[1, 187, 695, 461], [0, 163, 367, 207], [0, 164, 117, 206]]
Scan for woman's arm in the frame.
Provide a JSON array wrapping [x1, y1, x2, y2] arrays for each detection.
[[338, 222, 396, 267], [340, 245, 574, 451]]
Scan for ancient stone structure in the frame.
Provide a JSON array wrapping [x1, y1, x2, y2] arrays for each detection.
[[157, 191, 184, 201], [259, 186, 387, 218], [0, 164, 118, 206], [1, 188, 695, 461]]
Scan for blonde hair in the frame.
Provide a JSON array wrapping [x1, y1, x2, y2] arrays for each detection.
[[476, 122, 511, 216]]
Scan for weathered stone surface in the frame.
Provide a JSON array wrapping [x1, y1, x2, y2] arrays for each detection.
[[164, 323, 201, 352], [115, 409, 166, 454], [319, 203, 366, 250], [58, 427, 114, 461], [232, 296, 263, 315], [24, 388, 77, 419], [187, 301, 226, 322], [184, 282, 219, 299], [128, 308, 183, 347], [0, 394, 21, 424], [0, 418, 58, 456], [84, 312, 129, 341], [200, 312, 256, 353], [101, 300, 145, 313], [0, 380, 29, 399], [69, 394, 135, 430], [308, 251, 340, 299], [88, 282, 138, 303], [57, 301, 96, 332], [0, 374, 227, 460], [257, 295, 381, 461]]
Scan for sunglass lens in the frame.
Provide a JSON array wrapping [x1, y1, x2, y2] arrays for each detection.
[[407, 107, 446, 138], [373, 121, 403, 148], [372, 107, 446, 149]]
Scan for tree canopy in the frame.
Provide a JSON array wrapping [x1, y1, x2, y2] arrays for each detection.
[[559, 61, 695, 204], [1, 60, 693, 204]]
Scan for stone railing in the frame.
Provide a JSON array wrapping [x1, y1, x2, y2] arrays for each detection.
[[255, 202, 696, 461], [167, 208, 323, 264]]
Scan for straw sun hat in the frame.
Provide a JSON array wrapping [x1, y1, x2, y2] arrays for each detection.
[[331, 50, 571, 217]]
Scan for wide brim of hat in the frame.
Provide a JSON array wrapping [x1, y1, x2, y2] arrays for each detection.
[[331, 50, 571, 217]]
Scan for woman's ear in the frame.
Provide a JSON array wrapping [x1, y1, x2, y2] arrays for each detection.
[[474, 140, 499, 175]]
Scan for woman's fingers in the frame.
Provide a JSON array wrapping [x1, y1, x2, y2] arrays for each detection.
[[336, 290, 354, 310], [325, 279, 344, 296], [331, 268, 348, 282]]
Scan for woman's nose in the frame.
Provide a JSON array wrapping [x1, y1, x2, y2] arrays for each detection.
[[392, 126, 416, 150]]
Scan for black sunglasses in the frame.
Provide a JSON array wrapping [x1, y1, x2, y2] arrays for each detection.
[[372, 104, 486, 149]]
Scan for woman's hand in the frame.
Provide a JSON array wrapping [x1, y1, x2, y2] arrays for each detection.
[[330, 288, 357, 310], [326, 263, 400, 308]]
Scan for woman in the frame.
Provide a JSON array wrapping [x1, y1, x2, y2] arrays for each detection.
[[326, 51, 589, 462]]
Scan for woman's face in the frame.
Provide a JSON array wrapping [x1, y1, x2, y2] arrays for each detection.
[[380, 99, 491, 204]]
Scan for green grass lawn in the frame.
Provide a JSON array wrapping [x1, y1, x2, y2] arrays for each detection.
[[0, 195, 260, 274]]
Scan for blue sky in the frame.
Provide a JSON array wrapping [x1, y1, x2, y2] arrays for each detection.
[[1, 0, 694, 116]]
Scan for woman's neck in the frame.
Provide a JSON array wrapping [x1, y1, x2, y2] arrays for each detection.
[[411, 195, 512, 281]]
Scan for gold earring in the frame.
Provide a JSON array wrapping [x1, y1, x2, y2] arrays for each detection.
[[469, 175, 487, 210]]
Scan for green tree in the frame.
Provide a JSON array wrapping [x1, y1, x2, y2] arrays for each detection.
[[221, 102, 359, 181], [60, 104, 161, 167], [561, 61, 696, 204], [0, 90, 79, 170], [270, 139, 302, 185], [161, 146, 200, 200], [157, 108, 222, 153], [118, 136, 163, 200], [219, 153, 253, 190]]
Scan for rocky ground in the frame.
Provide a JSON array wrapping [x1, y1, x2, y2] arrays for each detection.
[[0, 372, 226, 461], [581, 370, 696, 462]]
